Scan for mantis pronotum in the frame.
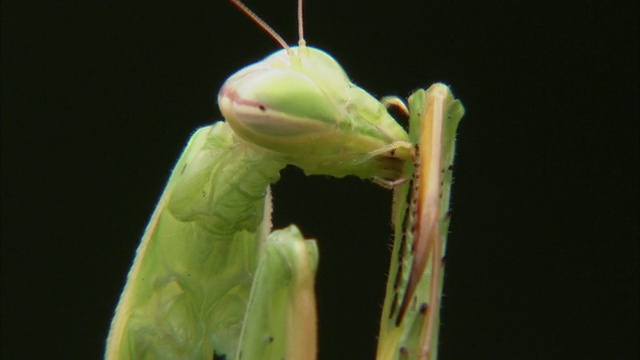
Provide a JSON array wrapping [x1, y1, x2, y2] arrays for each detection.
[[105, 1, 463, 359]]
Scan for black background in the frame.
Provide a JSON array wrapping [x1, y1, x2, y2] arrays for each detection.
[[2, 1, 638, 359]]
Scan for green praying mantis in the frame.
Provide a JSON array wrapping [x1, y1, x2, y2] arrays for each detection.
[[105, 1, 464, 359]]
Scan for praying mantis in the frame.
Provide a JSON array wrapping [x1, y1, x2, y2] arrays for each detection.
[[105, 1, 464, 359]]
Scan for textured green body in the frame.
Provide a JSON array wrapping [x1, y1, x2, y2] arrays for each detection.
[[105, 123, 287, 359], [106, 43, 415, 358], [377, 85, 464, 360], [104, 0, 467, 353]]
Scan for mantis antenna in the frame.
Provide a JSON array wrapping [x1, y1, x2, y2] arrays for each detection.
[[229, 0, 308, 51], [297, 0, 306, 47]]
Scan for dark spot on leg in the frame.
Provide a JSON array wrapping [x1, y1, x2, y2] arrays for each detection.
[[399, 347, 409, 360], [419, 302, 429, 315], [445, 210, 453, 219]]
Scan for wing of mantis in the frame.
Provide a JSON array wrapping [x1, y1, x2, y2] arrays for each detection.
[[377, 85, 464, 360]]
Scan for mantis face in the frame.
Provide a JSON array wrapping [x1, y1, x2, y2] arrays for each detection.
[[218, 46, 411, 180]]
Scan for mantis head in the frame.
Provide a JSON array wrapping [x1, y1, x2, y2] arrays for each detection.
[[218, 1, 410, 179]]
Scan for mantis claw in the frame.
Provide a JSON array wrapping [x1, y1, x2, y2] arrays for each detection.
[[368, 140, 414, 160], [372, 176, 410, 189], [381, 96, 410, 116]]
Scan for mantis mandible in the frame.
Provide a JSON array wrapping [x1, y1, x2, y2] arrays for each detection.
[[105, 1, 463, 359]]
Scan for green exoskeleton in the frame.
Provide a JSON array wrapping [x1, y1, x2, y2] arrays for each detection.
[[105, 1, 463, 359]]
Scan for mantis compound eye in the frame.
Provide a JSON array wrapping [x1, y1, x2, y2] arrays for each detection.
[[218, 47, 409, 166], [218, 65, 339, 146]]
